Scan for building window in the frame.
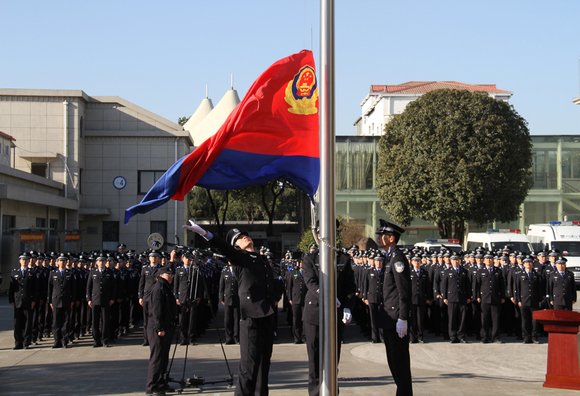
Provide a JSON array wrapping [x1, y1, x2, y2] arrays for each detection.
[[150, 221, 167, 241], [5, 145, 9, 156], [2, 215, 15, 235], [103, 221, 119, 250], [50, 219, 58, 235], [138, 171, 165, 194], [36, 218, 46, 228], [31, 163, 47, 178]]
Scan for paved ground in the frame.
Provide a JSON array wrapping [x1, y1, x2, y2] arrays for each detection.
[[1, 294, 579, 396]]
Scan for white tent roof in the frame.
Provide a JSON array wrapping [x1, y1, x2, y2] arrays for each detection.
[[188, 89, 240, 147], [183, 97, 214, 132]]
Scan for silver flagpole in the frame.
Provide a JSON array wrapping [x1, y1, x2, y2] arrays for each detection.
[[319, 0, 337, 395]]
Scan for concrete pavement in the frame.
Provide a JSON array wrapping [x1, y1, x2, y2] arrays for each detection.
[[0, 295, 578, 396]]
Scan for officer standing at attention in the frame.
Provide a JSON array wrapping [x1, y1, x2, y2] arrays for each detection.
[[219, 260, 241, 345], [184, 221, 276, 396], [48, 253, 76, 348], [375, 219, 413, 396], [548, 257, 577, 310], [139, 251, 161, 347], [9, 252, 39, 350], [86, 253, 117, 347], [287, 254, 307, 344], [146, 266, 177, 396]]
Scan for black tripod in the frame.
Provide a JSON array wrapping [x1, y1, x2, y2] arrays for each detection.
[[165, 248, 234, 393]]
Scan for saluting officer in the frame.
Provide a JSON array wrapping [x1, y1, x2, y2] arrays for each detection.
[[48, 253, 76, 348], [287, 255, 306, 344], [376, 220, 413, 396], [514, 256, 542, 343], [9, 252, 39, 349], [87, 254, 117, 347], [548, 257, 577, 310], [220, 261, 241, 344], [184, 221, 277, 396]]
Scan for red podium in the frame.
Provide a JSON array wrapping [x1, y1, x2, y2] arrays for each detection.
[[534, 309, 580, 390]]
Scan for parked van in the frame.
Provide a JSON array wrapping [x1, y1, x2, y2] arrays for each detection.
[[465, 229, 533, 254], [414, 239, 463, 253], [527, 221, 580, 285]]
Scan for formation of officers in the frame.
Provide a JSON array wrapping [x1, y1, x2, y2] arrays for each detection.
[[348, 244, 577, 346], [8, 244, 227, 351]]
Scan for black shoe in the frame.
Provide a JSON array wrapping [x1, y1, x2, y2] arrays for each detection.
[[13, 345, 23, 350], [371, 340, 381, 344], [52, 344, 62, 349], [180, 340, 189, 346], [93, 343, 103, 348], [142, 342, 149, 347], [450, 339, 459, 344], [23, 345, 30, 349], [481, 339, 489, 344], [226, 340, 236, 345]]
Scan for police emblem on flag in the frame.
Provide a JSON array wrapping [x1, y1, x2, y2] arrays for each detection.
[[285, 65, 318, 115]]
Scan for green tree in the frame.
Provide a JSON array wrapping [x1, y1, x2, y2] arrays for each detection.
[[189, 187, 230, 238], [178, 116, 190, 126], [377, 89, 532, 241]]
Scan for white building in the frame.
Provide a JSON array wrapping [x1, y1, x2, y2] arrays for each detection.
[[354, 81, 512, 136]]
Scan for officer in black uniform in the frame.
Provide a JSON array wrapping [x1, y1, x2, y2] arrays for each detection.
[[363, 250, 384, 344], [184, 221, 276, 396], [302, 223, 356, 396], [474, 252, 505, 343], [146, 266, 177, 396], [86, 253, 117, 347], [287, 255, 307, 344], [409, 254, 430, 344], [174, 251, 203, 345], [219, 261, 240, 344], [48, 253, 76, 348], [514, 256, 542, 343], [9, 252, 39, 349], [376, 220, 413, 396], [139, 251, 161, 346], [441, 253, 471, 344], [548, 257, 577, 310]]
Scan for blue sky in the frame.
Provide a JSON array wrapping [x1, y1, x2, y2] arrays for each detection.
[[1, 1, 579, 136]]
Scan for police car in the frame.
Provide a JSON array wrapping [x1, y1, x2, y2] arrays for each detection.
[[414, 239, 463, 253], [465, 229, 533, 254]]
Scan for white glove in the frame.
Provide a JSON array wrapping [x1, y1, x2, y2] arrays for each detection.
[[336, 298, 341, 308], [396, 319, 407, 338], [342, 308, 352, 324], [182, 220, 207, 236]]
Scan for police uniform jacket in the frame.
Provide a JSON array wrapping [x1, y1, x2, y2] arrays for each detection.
[[379, 246, 412, 329], [86, 267, 117, 306], [514, 269, 542, 308], [441, 266, 471, 304], [48, 268, 76, 308], [364, 267, 383, 305], [138, 264, 159, 301], [287, 268, 307, 306], [475, 266, 505, 305], [174, 265, 194, 305], [548, 270, 577, 307], [149, 277, 178, 333], [9, 267, 39, 309], [37, 266, 50, 303], [507, 265, 524, 299], [209, 236, 276, 320], [430, 263, 443, 299], [410, 267, 430, 306], [219, 266, 240, 307], [302, 249, 356, 326]]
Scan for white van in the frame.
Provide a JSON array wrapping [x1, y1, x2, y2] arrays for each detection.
[[414, 239, 463, 253], [528, 221, 580, 285], [465, 229, 533, 254]]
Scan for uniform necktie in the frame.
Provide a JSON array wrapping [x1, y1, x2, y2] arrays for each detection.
[[527, 272, 531, 278], [561, 272, 565, 277], [456, 268, 460, 274]]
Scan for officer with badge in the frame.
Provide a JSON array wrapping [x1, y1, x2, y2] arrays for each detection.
[[48, 253, 76, 348], [548, 257, 577, 310], [220, 260, 241, 345], [87, 253, 117, 347], [139, 251, 162, 347], [287, 254, 307, 344], [376, 219, 413, 396], [9, 252, 39, 349], [514, 256, 542, 343], [184, 221, 276, 396]]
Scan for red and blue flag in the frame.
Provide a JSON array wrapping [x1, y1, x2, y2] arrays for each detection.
[[125, 50, 319, 224]]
